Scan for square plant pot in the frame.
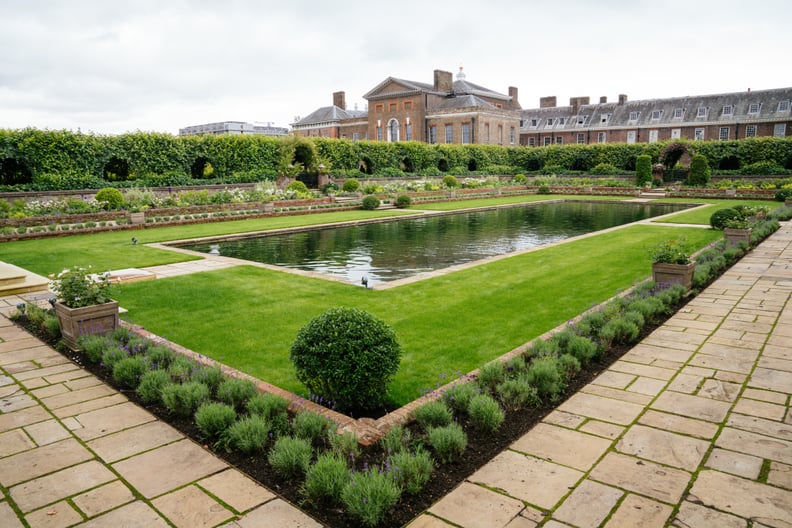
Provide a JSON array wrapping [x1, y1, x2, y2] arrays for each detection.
[[652, 262, 695, 290], [128, 212, 145, 225], [54, 300, 119, 350], [723, 228, 752, 247]]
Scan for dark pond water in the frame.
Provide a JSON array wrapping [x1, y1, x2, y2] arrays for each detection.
[[175, 202, 690, 286]]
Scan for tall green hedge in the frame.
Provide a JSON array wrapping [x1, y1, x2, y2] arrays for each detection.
[[2, 128, 792, 190], [635, 155, 652, 186]]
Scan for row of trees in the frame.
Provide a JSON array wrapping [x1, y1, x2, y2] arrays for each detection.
[[2, 127, 792, 190]]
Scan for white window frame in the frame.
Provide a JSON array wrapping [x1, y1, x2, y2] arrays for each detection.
[[576, 133, 585, 144], [557, 117, 567, 126], [530, 118, 539, 127], [719, 127, 730, 140], [778, 100, 790, 112], [352, 132, 359, 141], [722, 105, 734, 116], [377, 126, 383, 141], [745, 125, 757, 138], [626, 131, 636, 144], [628, 111, 639, 122], [648, 130, 659, 143], [461, 123, 471, 144], [671, 128, 681, 139], [694, 128, 705, 140], [555, 136, 563, 144], [576, 115, 588, 126], [405, 124, 412, 141], [651, 110, 662, 120], [697, 107, 708, 118], [597, 131, 606, 144], [387, 118, 400, 142], [528, 137, 535, 147], [774, 123, 786, 137], [545, 118, 555, 127], [543, 137, 552, 146], [748, 103, 761, 114], [510, 127, 515, 145], [673, 108, 684, 119], [444, 124, 453, 144]]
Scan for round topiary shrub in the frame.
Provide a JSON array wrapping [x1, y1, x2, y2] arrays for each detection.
[[342, 178, 361, 192], [361, 195, 380, 210], [395, 194, 411, 208], [286, 180, 310, 194], [290, 307, 401, 412], [95, 187, 125, 210], [709, 208, 742, 230], [775, 188, 792, 202], [442, 175, 459, 188]]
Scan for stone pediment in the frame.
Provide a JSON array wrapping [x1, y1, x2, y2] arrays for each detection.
[[364, 77, 437, 100]]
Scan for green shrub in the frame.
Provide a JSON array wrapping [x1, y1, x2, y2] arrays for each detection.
[[168, 355, 197, 382], [342, 178, 361, 192], [468, 394, 504, 432], [442, 382, 478, 413], [774, 188, 792, 202], [112, 355, 149, 389], [442, 175, 459, 188], [302, 453, 350, 506], [562, 333, 599, 365], [537, 184, 552, 194], [526, 357, 564, 401], [268, 436, 313, 478], [136, 369, 171, 404], [78, 334, 112, 363], [341, 467, 402, 527], [247, 392, 290, 420], [395, 194, 411, 208], [95, 188, 125, 210], [286, 180, 310, 194], [635, 155, 652, 186], [361, 195, 380, 210], [513, 173, 527, 184], [145, 345, 175, 368], [427, 423, 467, 464], [293, 411, 334, 445], [101, 346, 128, 368], [412, 400, 453, 429], [709, 208, 742, 230], [557, 354, 581, 378], [380, 425, 412, 455], [216, 378, 257, 409], [627, 296, 668, 323], [161, 381, 210, 416], [194, 402, 237, 440], [688, 154, 710, 186], [599, 317, 640, 346], [290, 307, 400, 412], [221, 415, 271, 453], [191, 365, 225, 393], [389, 449, 433, 495], [496, 376, 540, 410], [328, 430, 360, 460], [476, 361, 506, 394]]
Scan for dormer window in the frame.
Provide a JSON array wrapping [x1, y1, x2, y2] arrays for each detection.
[[651, 110, 662, 120], [557, 117, 567, 126], [697, 107, 708, 118], [778, 100, 790, 112], [628, 111, 639, 121], [748, 103, 761, 114], [530, 118, 539, 127], [673, 108, 684, 119], [600, 114, 610, 124], [722, 105, 734, 116], [545, 118, 555, 127]]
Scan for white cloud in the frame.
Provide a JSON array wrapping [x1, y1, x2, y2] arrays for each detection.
[[1, 0, 790, 134]]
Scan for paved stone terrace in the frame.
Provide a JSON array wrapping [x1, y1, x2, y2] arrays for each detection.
[[0, 223, 790, 527]]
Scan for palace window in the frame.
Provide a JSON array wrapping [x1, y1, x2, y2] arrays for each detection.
[[748, 103, 761, 114], [375, 104, 384, 113], [627, 130, 636, 144], [628, 111, 639, 122], [648, 130, 659, 143], [555, 136, 563, 144], [510, 127, 515, 145], [722, 105, 734, 116], [774, 123, 786, 137], [597, 132, 606, 143], [545, 118, 555, 127], [651, 110, 662, 120], [405, 123, 412, 141], [577, 133, 585, 144], [671, 129, 681, 139], [377, 126, 383, 141], [557, 117, 567, 126], [352, 132, 359, 141], [528, 137, 535, 146], [429, 126, 437, 144], [673, 108, 684, 119], [778, 100, 790, 112], [388, 102, 397, 112], [530, 118, 539, 127], [697, 107, 708, 118], [694, 128, 705, 140], [462, 123, 471, 144], [719, 127, 730, 140], [387, 119, 399, 142], [745, 125, 757, 138], [445, 124, 453, 144], [544, 137, 552, 146], [404, 101, 413, 110]]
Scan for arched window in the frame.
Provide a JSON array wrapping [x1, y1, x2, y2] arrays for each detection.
[[387, 118, 400, 142]]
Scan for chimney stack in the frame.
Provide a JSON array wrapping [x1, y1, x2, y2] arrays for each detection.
[[434, 69, 453, 93], [600, 96, 607, 104], [618, 94, 628, 105], [569, 96, 590, 115], [508, 86, 520, 108], [540, 96, 557, 108], [333, 91, 346, 110]]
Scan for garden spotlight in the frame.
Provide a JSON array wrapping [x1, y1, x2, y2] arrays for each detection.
[[132, 237, 138, 245], [361, 275, 368, 289]]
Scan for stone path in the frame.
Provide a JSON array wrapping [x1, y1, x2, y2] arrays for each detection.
[[409, 222, 792, 528], [1, 223, 791, 527], [0, 315, 322, 527]]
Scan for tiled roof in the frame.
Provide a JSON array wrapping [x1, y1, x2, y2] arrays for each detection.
[[294, 105, 366, 126], [453, 79, 509, 100], [520, 87, 792, 131], [431, 94, 499, 111]]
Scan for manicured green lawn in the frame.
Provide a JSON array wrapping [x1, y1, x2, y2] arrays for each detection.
[[114, 224, 721, 405], [413, 194, 626, 211], [0, 209, 414, 276], [650, 199, 777, 225]]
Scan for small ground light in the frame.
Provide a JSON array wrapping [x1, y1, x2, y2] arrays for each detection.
[[48, 298, 56, 307], [132, 237, 138, 245], [16, 303, 25, 313], [361, 275, 368, 288]]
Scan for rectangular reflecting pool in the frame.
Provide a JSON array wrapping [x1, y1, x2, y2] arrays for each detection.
[[174, 201, 692, 286]]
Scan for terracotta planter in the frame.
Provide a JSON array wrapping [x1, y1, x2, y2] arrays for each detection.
[[723, 227, 752, 246], [128, 212, 145, 225], [54, 300, 119, 350], [652, 262, 695, 290]]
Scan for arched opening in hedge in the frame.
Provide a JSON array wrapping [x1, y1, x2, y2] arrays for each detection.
[[0, 158, 33, 185], [624, 156, 637, 171], [358, 158, 373, 175], [467, 159, 478, 171], [103, 157, 130, 181], [438, 159, 449, 172], [570, 154, 593, 171], [786, 156, 792, 170], [293, 143, 316, 171], [717, 156, 740, 170], [524, 156, 543, 172], [400, 158, 415, 173], [659, 142, 690, 169], [190, 157, 215, 179]]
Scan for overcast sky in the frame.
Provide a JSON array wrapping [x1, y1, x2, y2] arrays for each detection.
[[1, 0, 789, 135]]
